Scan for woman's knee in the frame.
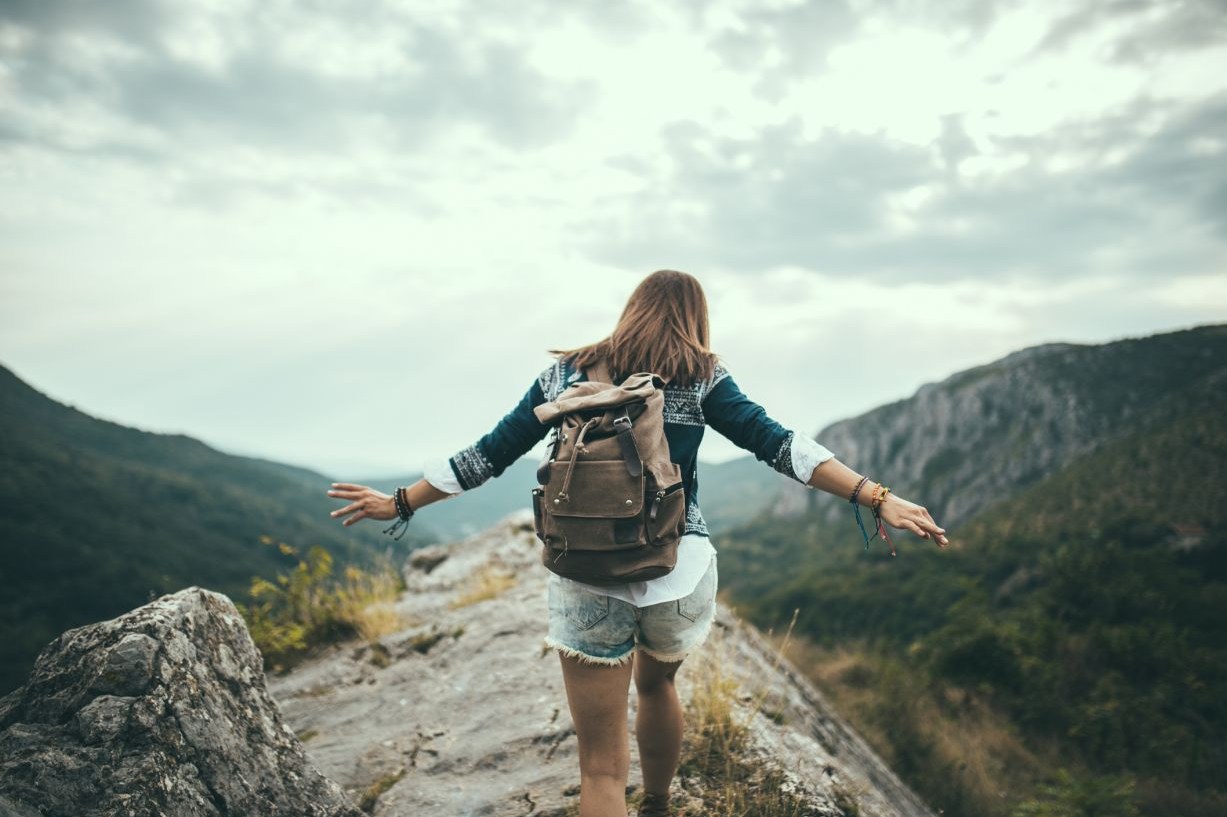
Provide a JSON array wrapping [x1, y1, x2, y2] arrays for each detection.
[[577, 751, 631, 781]]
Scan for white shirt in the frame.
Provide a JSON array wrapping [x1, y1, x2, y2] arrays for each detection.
[[421, 433, 834, 607]]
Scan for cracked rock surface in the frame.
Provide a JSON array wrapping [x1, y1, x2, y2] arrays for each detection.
[[268, 511, 934, 817], [0, 586, 362, 817]]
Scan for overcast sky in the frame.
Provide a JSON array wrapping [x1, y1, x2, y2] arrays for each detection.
[[1, 0, 1225, 478]]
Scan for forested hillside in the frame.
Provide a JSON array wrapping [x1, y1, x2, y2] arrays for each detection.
[[715, 323, 1227, 816], [0, 364, 433, 695]]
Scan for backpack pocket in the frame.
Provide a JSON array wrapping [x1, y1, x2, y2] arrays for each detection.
[[531, 487, 546, 543], [540, 460, 646, 552], [545, 460, 645, 517]]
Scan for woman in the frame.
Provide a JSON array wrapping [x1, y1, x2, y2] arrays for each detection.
[[327, 270, 949, 817]]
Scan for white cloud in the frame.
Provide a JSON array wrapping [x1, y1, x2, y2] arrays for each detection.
[[1, 0, 1224, 476]]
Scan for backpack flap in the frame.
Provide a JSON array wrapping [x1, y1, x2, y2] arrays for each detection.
[[532, 372, 660, 424]]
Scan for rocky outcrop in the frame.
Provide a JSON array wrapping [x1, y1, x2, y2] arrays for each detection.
[[0, 512, 935, 817], [0, 587, 361, 817], [268, 512, 934, 817]]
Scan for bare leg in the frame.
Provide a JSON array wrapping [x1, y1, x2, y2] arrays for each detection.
[[632, 650, 685, 798], [558, 651, 635, 817]]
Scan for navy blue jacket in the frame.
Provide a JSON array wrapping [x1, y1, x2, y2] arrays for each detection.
[[447, 356, 807, 536]]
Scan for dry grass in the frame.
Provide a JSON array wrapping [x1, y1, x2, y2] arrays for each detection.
[[671, 610, 827, 817], [450, 562, 518, 608], [338, 566, 409, 642], [778, 635, 1050, 817], [356, 766, 407, 813], [332, 551, 413, 642]]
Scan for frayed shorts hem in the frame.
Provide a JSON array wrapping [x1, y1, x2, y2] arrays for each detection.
[[542, 609, 715, 667], [542, 636, 635, 667]]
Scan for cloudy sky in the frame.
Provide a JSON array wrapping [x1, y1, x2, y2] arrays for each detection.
[[1, 0, 1224, 478]]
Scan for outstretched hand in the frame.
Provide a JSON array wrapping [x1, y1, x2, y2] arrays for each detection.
[[877, 494, 949, 548], [326, 482, 397, 527]]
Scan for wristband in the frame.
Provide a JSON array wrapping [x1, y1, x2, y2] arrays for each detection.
[[383, 486, 414, 540]]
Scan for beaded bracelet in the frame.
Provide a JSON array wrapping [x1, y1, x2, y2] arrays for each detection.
[[871, 484, 892, 512], [850, 479, 896, 557], [382, 486, 415, 540]]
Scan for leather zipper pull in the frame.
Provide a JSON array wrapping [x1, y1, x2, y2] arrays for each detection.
[[650, 489, 666, 521]]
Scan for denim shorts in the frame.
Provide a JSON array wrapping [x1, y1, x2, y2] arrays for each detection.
[[543, 554, 718, 666]]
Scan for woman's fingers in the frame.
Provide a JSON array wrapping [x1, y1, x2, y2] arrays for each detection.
[[331, 501, 363, 519], [914, 517, 948, 546], [912, 507, 949, 547], [904, 515, 953, 548], [327, 483, 370, 526], [922, 518, 950, 548]]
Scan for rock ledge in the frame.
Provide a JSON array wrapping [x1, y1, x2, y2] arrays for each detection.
[[0, 586, 361, 817]]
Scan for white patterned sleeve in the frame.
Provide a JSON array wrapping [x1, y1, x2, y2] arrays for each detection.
[[791, 433, 835, 486]]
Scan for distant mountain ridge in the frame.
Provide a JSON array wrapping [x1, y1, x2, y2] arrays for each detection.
[[763, 322, 1227, 527]]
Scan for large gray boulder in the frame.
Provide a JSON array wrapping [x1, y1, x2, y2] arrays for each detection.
[[0, 587, 361, 817]]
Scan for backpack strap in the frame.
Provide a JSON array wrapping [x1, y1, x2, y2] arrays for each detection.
[[612, 407, 643, 478]]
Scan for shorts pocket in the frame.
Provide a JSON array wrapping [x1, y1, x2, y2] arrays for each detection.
[[677, 557, 716, 622], [562, 582, 611, 630]]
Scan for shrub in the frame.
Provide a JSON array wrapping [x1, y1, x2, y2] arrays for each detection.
[[236, 540, 408, 672]]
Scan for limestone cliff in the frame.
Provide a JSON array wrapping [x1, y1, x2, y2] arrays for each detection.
[[767, 324, 1227, 525]]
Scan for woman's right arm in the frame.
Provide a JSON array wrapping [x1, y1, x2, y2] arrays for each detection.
[[327, 361, 559, 526], [417, 360, 561, 496]]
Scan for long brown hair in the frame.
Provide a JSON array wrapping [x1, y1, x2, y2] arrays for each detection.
[[549, 270, 720, 387]]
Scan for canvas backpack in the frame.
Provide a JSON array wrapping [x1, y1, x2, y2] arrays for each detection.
[[530, 360, 687, 585]]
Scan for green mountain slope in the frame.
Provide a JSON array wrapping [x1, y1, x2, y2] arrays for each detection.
[[0, 364, 433, 694], [716, 325, 1227, 816], [717, 323, 1227, 600]]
